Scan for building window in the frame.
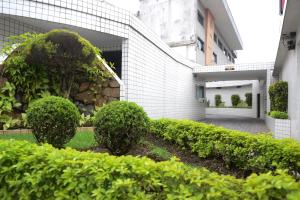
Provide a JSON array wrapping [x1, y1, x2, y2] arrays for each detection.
[[213, 52, 217, 64], [197, 37, 205, 52], [197, 11, 204, 26], [196, 85, 205, 99], [218, 39, 223, 50], [214, 34, 217, 43]]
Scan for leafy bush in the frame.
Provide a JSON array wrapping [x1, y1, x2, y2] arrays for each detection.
[[270, 111, 289, 119], [245, 93, 252, 107], [94, 101, 149, 155], [0, 140, 300, 199], [269, 81, 288, 112], [231, 94, 241, 107], [0, 82, 21, 129], [150, 119, 300, 177], [26, 96, 80, 148], [1, 29, 110, 108], [215, 94, 222, 107], [236, 100, 249, 108]]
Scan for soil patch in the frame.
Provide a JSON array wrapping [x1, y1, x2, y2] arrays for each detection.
[[89, 134, 247, 178]]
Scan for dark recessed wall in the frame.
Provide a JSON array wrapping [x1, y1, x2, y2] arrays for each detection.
[[102, 50, 122, 79]]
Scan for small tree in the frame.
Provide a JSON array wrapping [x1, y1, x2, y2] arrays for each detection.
[[94, 101, 150, 155], [26, 96, 80, 148], [269, 81, 288, 112], [231, 94, 241, 107], [215, 95, 222, 107], [245, 93, 252, 107]]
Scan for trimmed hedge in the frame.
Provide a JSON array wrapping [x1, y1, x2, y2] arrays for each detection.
[[94, 101, 149, 155], [245, 93, 252, 107], [150, 119, 300, 177], [270, 111, 289, 119], [27, 96, 80, 148], [215, 94, 222, 107], [269, 81, 288, 112], [231, 95, 241, 107], [0, 140, 300, 199]]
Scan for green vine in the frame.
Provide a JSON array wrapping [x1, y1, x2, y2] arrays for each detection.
[[0, 29, 111, 129]]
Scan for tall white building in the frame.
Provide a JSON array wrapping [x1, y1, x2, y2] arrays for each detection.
[[272, 0, 300, 140], [138, 0, 242, 65]]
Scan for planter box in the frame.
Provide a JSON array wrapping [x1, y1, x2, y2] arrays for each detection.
[[266, 116, 291, 139]]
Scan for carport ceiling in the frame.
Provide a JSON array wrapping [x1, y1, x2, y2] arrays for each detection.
[[7, 15, 124, 49], [194, 70, 267, 82]]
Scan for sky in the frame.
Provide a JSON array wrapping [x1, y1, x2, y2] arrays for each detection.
[[106, 0, 283, 64]]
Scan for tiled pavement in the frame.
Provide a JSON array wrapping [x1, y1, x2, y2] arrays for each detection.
[[199, 114, 270, 134]]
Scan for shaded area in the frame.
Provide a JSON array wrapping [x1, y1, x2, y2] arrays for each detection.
[[199, 114, 270, 133]]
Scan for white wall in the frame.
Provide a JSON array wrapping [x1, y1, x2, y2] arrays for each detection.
[[139, 0, 196, 45], [124, 30, 205, 120], [278, 25, 300, 140], [206, 80, 265, 118], [206, 84, 252, 107]]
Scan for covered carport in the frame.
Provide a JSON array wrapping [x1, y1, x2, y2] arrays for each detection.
[[193, 62, 274, 132]]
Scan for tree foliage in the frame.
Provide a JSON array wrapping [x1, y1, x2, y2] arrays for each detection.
[[1, 29, 110, 104]]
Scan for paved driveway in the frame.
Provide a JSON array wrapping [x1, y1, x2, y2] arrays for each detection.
[[199, 114, 270, 134]]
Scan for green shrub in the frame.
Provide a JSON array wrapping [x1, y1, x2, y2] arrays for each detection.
[[236, 100, 249, 108], [94, 101, 149, 155], [269, 81, 288, 112], [215, 94, 222, 107], [231, 94, 241, 107], [26, 96, 80, 148], [150, 119, 300, 177], [1, 140, 300, 199], [245, 93, 252, 107], [1, 29, 110, 108], [270, 111, 289, 119]]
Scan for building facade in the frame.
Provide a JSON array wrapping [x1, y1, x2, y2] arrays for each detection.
[[0, 0, 205, 120], [138, 0, 242, 66], [272, 0, 300, 140]]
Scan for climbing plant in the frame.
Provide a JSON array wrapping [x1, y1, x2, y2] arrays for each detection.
[[0, 29, 111, 129], [2, 29, 110, 104]]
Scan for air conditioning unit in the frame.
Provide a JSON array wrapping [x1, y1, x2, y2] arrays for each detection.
[[282, 32, 296, 50]]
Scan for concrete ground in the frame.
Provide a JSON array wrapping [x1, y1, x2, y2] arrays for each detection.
[[199, 114, 270, 134]]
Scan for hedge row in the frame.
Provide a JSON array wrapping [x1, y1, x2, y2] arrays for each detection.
[[150, 119, 300, 177], [0, 140, 300, 199]]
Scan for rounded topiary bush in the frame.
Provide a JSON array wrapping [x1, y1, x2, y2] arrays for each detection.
[[94, 101, 150, 155], [26, 96, 80, 148], [231, 94, 241, 107]]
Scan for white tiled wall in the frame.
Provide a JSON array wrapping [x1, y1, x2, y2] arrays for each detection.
[[0, 0, 204, 120], [266, 116, 291, 139]]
